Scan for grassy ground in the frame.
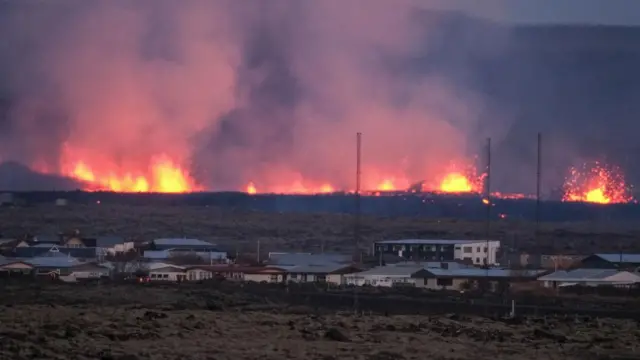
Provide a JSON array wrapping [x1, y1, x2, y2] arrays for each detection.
[[2, 204, 640, 254], [0, 283, 638, 360]]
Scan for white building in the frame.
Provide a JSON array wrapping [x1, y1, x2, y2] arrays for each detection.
[[343, 263, 425, 287], [147, 262, 186, 282], [374, 239, 501, 266], [538, 269, 640, 288]]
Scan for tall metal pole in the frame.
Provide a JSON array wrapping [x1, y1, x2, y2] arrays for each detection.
[[355, 132, 362, 257], [353, 132, 362, 314], [485, 137, 492, 240], [536, 133, 542, 241], [484, 138, 491, 298]]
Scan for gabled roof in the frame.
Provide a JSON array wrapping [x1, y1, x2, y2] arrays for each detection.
[[376, 239, 499, 245], [538, 268, 624, 281], [422, 268, 546, 278], [26, 256, 81, 268], [186, 265, 286, 274], [267, 253, 352, 266], [153, 238, 216, 247], [590, 253, 640, 264], [346, 265, 425, 277], [278, 263, 355, 274]]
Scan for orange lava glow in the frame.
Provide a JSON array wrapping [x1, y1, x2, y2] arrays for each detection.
[[438, 172, 475, 193], [64, 155, 201, 193], [562, 162, 633, 204]]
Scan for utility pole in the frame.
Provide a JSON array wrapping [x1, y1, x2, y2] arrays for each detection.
[[484, 138, 492, 298], [485, 137, 492, 240], [256, 239, 261, 264], [536, 133, 542, 241], [353, 132, 362, 314]]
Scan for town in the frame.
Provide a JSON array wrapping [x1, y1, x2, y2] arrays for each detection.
[[2, 233, 639, 292]]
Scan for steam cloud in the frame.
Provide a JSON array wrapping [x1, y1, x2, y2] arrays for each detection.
[[1, 0, 638, 195]]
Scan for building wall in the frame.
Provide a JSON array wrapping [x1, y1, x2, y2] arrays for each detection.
[[418, 277, 468, 290], [186, 269, 215, 281], [149, 271, 185, 281], [244, 273, 284, 283], [374, 243, 455, 261], [453, 241, 500, 265], [344, 274, 417, 287], [72, 269, 109, 279], [327, 274, 344, 285], [111, 242, 135, 254]]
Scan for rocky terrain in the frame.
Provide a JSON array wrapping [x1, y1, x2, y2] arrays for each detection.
[[2, 203, 640, 255], [0, 282, 639, 360]]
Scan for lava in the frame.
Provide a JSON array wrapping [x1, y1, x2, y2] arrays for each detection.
[[562, 161, 633, 204], [65, 156, 201, 193], [439, 172, 476, 193]]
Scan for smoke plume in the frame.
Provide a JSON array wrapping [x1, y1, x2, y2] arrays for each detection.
[[1, 1, 638, 195]]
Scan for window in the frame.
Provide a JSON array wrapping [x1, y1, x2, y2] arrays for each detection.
[[290, 274, 298, 280], [476, 257, 480, 264], [484, 247, 488, 253], [463, 247, 472, 253], [436, 278, 453, 287], [269, 274, 279, 282], [454, 246, 461, 250], [150, 274, 157, 279], [162, 274, 168, 279], [476, 247, 481, 252]]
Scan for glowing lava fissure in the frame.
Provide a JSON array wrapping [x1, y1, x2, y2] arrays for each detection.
[[66, 156, 201, 193], [562, 161, 633, 204], [243, 163, 488, 196]]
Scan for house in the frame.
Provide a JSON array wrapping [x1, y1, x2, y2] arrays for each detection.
[[66, 263, 111, 280], [147, 262, 186, 282], [280, 263, 359, 284], [0, 238, 17, 251], [373, 239, 501, 265], [12, 244, 97, 260], [344, 263, 425, 287], [184, 265, 288, 283], [143, 249, 228, 263], [414, 267, 547, 291], [0, 255, 82, 276], [151, 238, 218, 251], [266, 253, 353, 266], [538, 269, 640, 288], [578, 254, 640, 270]]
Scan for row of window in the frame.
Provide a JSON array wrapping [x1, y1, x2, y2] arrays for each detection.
[[460, 246, 489, 253]]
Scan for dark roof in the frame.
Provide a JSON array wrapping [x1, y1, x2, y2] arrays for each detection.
[[13, 246, 97, 259], [95, 236, 126, 247], [590, 253, 640, 264], [186, 265, 286, 274]]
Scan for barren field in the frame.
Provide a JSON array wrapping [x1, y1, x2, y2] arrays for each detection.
[[2, 204, 640, 254], [0, 283, 638, 360]]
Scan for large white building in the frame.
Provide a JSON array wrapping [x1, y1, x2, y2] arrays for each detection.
[[373, 239, 501, 266]]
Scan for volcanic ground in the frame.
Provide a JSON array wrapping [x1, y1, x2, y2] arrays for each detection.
[[1, 282, 639, 360], [2, 203, 640, 255]]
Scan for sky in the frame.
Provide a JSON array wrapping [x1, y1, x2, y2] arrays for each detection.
[[428, 0, 640, 25]]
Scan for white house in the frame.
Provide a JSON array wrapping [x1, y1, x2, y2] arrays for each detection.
[[538, 269, 640, 288], [343, 264, 425, 287], [147, 262, 186, 282]]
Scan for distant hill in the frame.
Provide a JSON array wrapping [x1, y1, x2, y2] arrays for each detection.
[[0, 161, 82, 191]]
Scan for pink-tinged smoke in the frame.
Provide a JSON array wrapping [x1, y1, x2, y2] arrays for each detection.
[[0, 0, 523, 193]]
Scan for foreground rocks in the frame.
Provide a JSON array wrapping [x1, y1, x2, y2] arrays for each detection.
[[0, 283, 639, 360]]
